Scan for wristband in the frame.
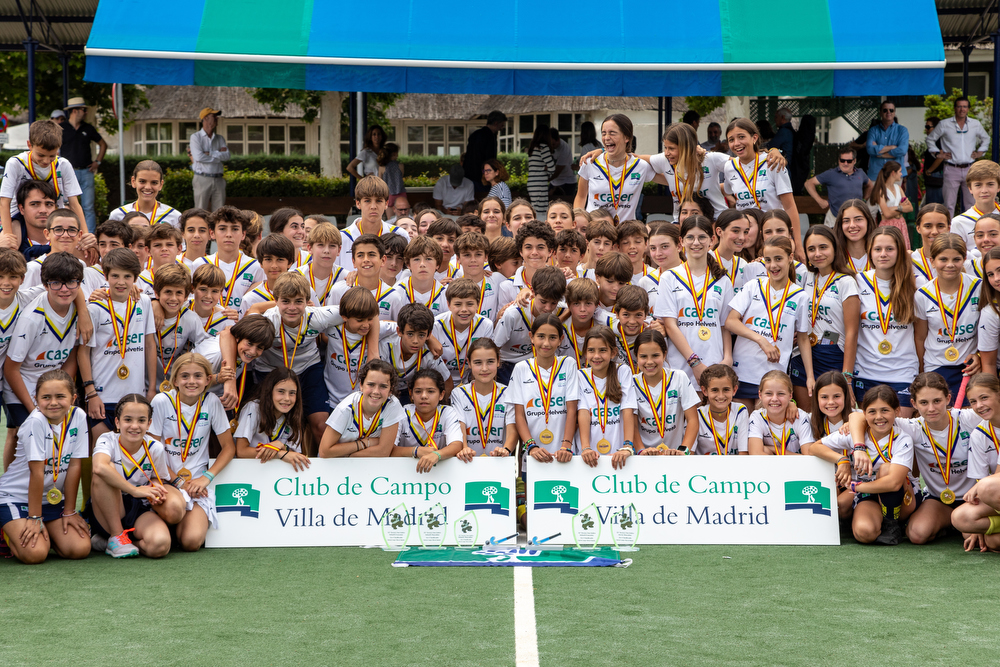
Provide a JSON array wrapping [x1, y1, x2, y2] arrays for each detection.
[[849, 480, 862, 493], [560, 446, 572, 452], [279, 450, 288, 459], [842, 371, 853, 379], [853, 444, 867, 452], [433, 451, 442, 465], [837, 457, 850, 465], [83, 380, 95, 387], [623, 440, 634, 449], [687, 355, 702, 369], [526, 441, 539, 452], [28, 516, 43, 525], [562, 439, 573, 444], [201, 471, 216, 482], [170, 477, 185, 488], [61, 510, 78, 517], [677, 445, 688, 453], [413, 446, 420, 459], [621, 445, 634, 455]]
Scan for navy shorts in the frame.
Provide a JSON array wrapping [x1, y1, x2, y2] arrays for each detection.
[[734, 381, 759, 401], [84, 495, 151, 539], [921, 489, 965, 508], [256, 362, 329, 417], [790, 344, 844, 388], [0, 498, 65, 527], [853, 377, 912, 408], [927, 365, 966, 406], [496, 361, 516, 387], [87, 402, 118, 431], [4, 402, 31, 429]]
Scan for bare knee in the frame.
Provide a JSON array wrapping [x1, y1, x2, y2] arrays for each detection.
[[17, 545, 50, 564], [906, 522, 932, 545], [179, 535, 204, 552], [143, 533, 172, 558], [156, 498, 186, 525]]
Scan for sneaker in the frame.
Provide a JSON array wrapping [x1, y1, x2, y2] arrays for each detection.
[[105, 529, 139, 558], [90, 534, 108, 553], [875, 518, 902, 546]]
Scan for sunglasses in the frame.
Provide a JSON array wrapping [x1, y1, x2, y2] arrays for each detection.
[[882, 108, 895, 113], [925, 125, 934, 130], [839, 158, 855, 163]]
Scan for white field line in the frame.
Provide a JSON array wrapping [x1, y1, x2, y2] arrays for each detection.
[[514, 566, 540, 667]]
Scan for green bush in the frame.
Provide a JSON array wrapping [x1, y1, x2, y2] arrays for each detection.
[[94, 173, 109, 221]]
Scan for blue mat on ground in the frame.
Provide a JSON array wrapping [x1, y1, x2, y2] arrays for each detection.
[[393, 546, 629, 567]]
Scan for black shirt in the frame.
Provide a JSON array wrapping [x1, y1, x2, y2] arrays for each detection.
[[463, 126, 498, 188], [60, 121, 104, 169]]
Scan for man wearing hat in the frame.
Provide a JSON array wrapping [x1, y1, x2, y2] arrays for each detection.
[[190, 107, 230, 211], [432, 164, 475, 215], [60, 97, 107, 233]]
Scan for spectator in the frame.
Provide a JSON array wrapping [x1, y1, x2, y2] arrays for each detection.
[[851, 117, 879, 175], [768, 108, 794, 160], [682, 110, 700, 130], [578, 121, 601, 155], [526, 125, 555, 216], [384, 195, 411, 225], [804, 146, 872, 227], [463, 110, 507, 194], [866, 100, 908, 180], [548, 128, 577, 201], [433, 164, 475, 214], [868, 160, 913, 249], [59, 98, 107, 233], [190, 107, 229, 211], [922, 116, 945, 204], [905, 146, 921, 209], [347, 125, 386, 180], [482, 159, 512, 207], [377, 142, 405, 206], [926, 96, 991, 214], [756, 119, 775, 143], [701, 122, 722, 151], [50, 110, 66, 123]]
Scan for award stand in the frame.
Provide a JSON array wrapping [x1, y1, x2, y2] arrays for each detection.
[[610, 504, 640, 551], [571, 503, 601, 550], [417, 503, 447, 549], [381, 503, 411, 551]]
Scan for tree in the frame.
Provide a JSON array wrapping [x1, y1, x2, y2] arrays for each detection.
[[685, 96, 726, 119], [248, 89, 403, 177], [0, 52, 149, 133], [925, 88, 992, 122]]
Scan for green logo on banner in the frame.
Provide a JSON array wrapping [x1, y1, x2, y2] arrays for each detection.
[[784, 480, 831, 516], [464, 481, 510, 516], [533, 480, 580, 515], [215, 483, 260, 518]]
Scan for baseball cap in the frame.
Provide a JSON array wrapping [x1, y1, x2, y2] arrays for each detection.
[[199, 107, 222, 120]]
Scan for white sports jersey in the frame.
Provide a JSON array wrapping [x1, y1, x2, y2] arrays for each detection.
[[649, 150, 729, 220], [109, 201, 182, 229], [508, 356, 580, 454], [328, 279, 394, 320], [192, 252, 264, 310], [978, 304, 1000, 369], [578, 154, 656, 221], [462, 273, 506, 322], [694, 404, 750, 455], [847, 253, 872, 275], [0, 407, 88, 504], [378, 336, 451, 389], [295, 264, 348, 307], [323, 321, 397, 409], [431, 312, 494, 384], [150, 390, 230, 476], [713, 252, 754, 293], [747, 408, 813, 455], [3, 293, 79, 404], [155, 307, 209, 385], [493, 304, 539, 364], [452, 382, 516, 455], [895, 409, 977, 498], [854, 271, 919, 382], [728, 277, 809, 386], [86, 295, 156, 402], [325, 392, 405, 443], [914, 275, 982, 370], [1, 153, 81, 215], [0, 285, 46, 372], [23, 254, 107, 297], [338, 220, 409, 269], [396, 405, 465, 450], [578, 365, 637, 455], [190, 335, 252, 399], [94, 432, 172, 488], [636, 269, 662, 303], [821, 428, 914, 482], [951, 203, 999, 257], [802, 271, 860, 352], [556, 313, 616, 367], [234, 400, 301, 453], [911, 248, 936, 289], [386, 279, 447, 320], [196, 306, 235, 338], [968, 421, 1000, 479], [255, 306, 343, 375], [722, 153, 792, 212], [632, 370, 700, 451], [498, 266, 533, 306]]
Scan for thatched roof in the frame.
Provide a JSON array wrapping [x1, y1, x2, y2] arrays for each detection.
[[385, 94, 663, 120], [133, 86, 305, 121]]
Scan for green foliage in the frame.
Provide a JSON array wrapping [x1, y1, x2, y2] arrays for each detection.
[[247, 89, 403, 135], [924, 88, 992, 120], [94, 173, 109, 222], [0, 53, 149, 134], [685, 97, 726, 119]]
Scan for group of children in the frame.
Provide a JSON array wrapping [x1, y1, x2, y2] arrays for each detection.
[[3, 115, 1000, 564]]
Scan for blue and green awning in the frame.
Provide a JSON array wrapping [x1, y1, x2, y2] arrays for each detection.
[[84, 0, 945, 96]]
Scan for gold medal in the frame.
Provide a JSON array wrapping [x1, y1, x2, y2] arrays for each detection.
[[940, 487, 956, 504], [944, 346, 960, 363], [230, 419, 239, 431], [117, 365, 130, 380], [657, 443, 669, 451], [177, 468, 192, 482], [46, 487, 63, 505], [597, 438, 612, 454], [539, 429, 554, 445], [808, 333, 819, 346], [698, 326, 711, 341], [878, 339, 892, 355], [159, 380, 172, 393]]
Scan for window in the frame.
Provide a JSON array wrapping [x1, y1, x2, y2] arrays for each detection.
[[179, 122, 198, 155], [268, 125, 286, 155], [142, 122, 173, 155], [428, 125, 444, 156], [226, 125, 244, 155], [497, 113, 587, 156], [289, 125, 306, 155], [247, 125, 265, 154], [407, 126, 424, 155]]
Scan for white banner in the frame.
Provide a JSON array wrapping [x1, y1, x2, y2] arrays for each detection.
[[205, 458, 517, 548], [526, 457, 840, 545]]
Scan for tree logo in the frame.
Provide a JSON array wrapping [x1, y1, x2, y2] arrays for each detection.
[[464, 481, 510, 516], [784, 480, 831, 516], [533, 480, 580, 515], [215, 483, 260, 518]]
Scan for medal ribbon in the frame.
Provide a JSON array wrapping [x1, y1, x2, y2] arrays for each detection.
[[280, 317, 305, 369], [50, 411, 71, 483], [640, 371, 669, 438], [760, 279, 792, 343], [215, 255, 252, 308], [352, 396, 387, 439], [405, 278, 444, 308], [594, 154, 640, 220], [340, 326, 368, 389], [933, 278, 975, 348], [923, 412, 958, 486], [529, 357, 563, 425], [700, 408, 734, 455], [715, 251, 740, 287], [681, 262, 711, 324], [467, 384, 498, 450], [119, 438, 163, 485], [732, 154, 761, 208], [617, 323, 638, 373], [309, 263, 335, 305], [174, 392, 206, 463], [107, 297, 136, 364], [867, 428, 896, 466], [445, 315, 479, 380], [810, 272, 840, 329], [411, 407, 443, 450], [913, 249, 933, 281], [157, 309, 182, 377], [24, 154, 60, 199], [863, 273, 894, 338], [582, 370, 610, 435], [764, 414, 791, 455], [566, 322, 584, 366]]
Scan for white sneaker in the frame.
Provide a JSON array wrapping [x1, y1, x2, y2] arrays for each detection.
[[105, 530, 139, 558], [91, 534, 108, 553]]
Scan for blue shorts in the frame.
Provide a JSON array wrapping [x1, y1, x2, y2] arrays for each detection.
[[789, 344, 844, 388], [87, 402, 118, 431], [496, 361, 516, 387], [734, 381, 759, 401], [4, 402, 31, 429], [256, 362, 329, 417], [921, 489, 964, 508], [0, 498, 65, 527], [853, 377, 912, 408], [84, 495, 151, 539], [927, 365, 966, 406]]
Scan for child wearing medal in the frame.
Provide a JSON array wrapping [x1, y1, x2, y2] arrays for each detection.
[[152, 264, 208, 391], [393, 369, 467, 473], [511, 314, 580, 462], [632, 329, 699, 454], [149, 353, 235, 551], [790, 226, 860, 411], [911, 204, 950, 288], [578, 327, 638, 468], [269, 207, 311, 268], [381, 304, 451, 407], [0, 370, 90, 564], [89, 394, 185, 558], [294, 223, 346, 308], [712, 210, 753, 293], [833, 200, 877, 274], [611, 285, 652, 375], [804, 371, 857, 519], [829, 385, 916, 545], [199, 314, 275, 413], [234, 368, 310, 472], [573, 114, 656, 223], [725, 236, 812, 410], [189, 265, 234, 338], [744, 211, 809, 287], [952, 374, 1000, 551], [494, 266, 566, 385], [644, 224, 683, 292], [657, 215, 734, 387], [950, 160, 1000, 255], [747, 371, 814, 455], [238, 234, 297, 316], [136, 223, 183, 299], [432, 278, 494, 387], [451, 339, 518, 457], [179, 208, 211, 272], [109, 161, 182, 229], [79, 249, 157, 445], [319, 359, 405, 458], [558, 279, 612, 368], [914, 233, 983, 401], [454, 232, 506, 322], [386, 236, 448, 319], [694, 364, 749, 455], [191, 206, 265, 314], [965, 214, 1000, 279], [852, 227, 919, 417], [328, 234, 394, 321], [977, 247, 1000, 374]]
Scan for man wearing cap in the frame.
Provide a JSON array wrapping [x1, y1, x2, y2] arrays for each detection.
[[60, 98, 107, 233], [189, 107, 229, 211], [433, 164, 475, 215]]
